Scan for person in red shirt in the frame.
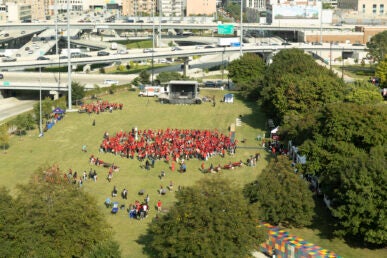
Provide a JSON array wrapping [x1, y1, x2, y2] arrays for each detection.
[[157, 200, 162, 212]]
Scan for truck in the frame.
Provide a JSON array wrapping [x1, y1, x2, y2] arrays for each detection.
[[110, 42, 118, 50], [138, 86, 167, 97], [61, 48, 81, 56], [217, 37, 240, 47]]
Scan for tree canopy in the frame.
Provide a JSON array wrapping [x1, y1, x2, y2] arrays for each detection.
[[144, 177, 265, 258], [227, 52, 265, 99], [71, 81, 86, 103], [243, 156, 315, 227], [375, 55, 387, 87], [366, 30, 387, 62], [0, 165, 121, 257], [260, 49, 346, 123], [298, 103, 387, 245]]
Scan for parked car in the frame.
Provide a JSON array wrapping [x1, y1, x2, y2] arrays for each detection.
[[0, 73, 3, 79], [204, 81, 216, 87], [2, 56, 16, 62], [97, 51, 110, 56], [37, 56, 50, 60]]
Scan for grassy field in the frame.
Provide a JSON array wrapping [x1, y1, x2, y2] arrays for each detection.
[[0, 89, 385, 258]]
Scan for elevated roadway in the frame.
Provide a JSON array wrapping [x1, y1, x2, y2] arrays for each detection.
[[0, 22, 357, 33], [0, 43, 367, 71], [0, 72, 136, 91]]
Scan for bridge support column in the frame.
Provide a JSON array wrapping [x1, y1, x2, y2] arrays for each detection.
[[49, 90, 59, 100], [0, 89, 4, 99]]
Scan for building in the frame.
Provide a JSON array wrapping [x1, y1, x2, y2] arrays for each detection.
[[245, 0, 265, 11], [5, 0, 44, 20], [5, 2, 31, 22], [322, 0, 338, 8], [339, 0, 386, 16], [186, 0, 216, 16], [122, 0, 154, 16], [159, 0, 183, 17], [267, 0, 328, 26]]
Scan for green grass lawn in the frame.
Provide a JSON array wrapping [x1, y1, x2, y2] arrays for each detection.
[[0, 89, 385, 258]]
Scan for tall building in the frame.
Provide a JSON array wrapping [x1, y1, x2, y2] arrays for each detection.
[[186, 0, 216, 16], [159, 0, 183, 17], [122, 0, 154, 16], [6, 0, 45, 20], [245, 0, 265, 11], [338, 0, 386, 15]]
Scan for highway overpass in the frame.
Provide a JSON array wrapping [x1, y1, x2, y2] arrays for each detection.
[[0, 44, 366, 71], [0, 22, 357, 33]]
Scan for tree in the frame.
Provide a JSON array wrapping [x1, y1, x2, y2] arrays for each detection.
[[375, 55, 387, 87], [366, 30, 387, 62], [13, 114, 34, 136], [71, 81, 86, 104], [139, 70, 151, 85], [298, 103, 387, 245], [243, 156, 315, 227], [261, 49, 346, 123], [33, 97, 53, 126], [344, 81, 384, 104], [0, 124, 9, 153], [144, 177, 265, 258], [0, 165, 121, 257], [227, 53, 265, 99], [156, 71, 188, 84]]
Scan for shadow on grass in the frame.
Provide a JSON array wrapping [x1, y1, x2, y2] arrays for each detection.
[[307, 195, 336, 240], [233, 92, 267, 131], [137, 231, 156, 258]]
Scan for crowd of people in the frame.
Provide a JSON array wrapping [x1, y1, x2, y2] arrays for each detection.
[[79, 100, 123, 114], [99, 128, 237, 162]]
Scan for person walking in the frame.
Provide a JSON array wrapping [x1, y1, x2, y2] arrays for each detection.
[[157, 200, 162, 212]]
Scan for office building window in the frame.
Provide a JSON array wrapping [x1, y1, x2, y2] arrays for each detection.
[[380, 4, 384, 15], [362, 4, 365, 13], [373, 4, 377, 14]]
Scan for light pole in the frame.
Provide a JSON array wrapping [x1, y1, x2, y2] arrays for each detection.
[[39, 66, 43, 137], [152, 1, 155, 85], [240, 0, 243, 56], [222, 46, 225, 80], [66, 0, 72, 110], [329, 41, 332, 70], [158, 0, 162, 47]]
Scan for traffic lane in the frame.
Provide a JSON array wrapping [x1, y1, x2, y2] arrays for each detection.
[[0, 100, 36, 122]]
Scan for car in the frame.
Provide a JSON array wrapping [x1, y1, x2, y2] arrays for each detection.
[[21, 30, 26, 34], [37, 56, 50, 60], [59, 56, 68, 59], [143, 48, 154, 53], [117, 49, 128, 55], [34, 45, 40, 49], [28, 50, 33, 54], [4, 33, 9, 37], [104, 79, 119, 85], [97, 51, 110, 56], [25, 46, 30, 51], [216, 80, 224, 87], [281, 42, 291, 45], [16, 53, 21, 57], [204, 81, 216, 87], [312, 42, 323, 45], [204, 45, 215, 49], [2, 56, 16, 62], [0, 73, 3, 79], [171, 47, 181, 51], [352, 43, 364, 46]]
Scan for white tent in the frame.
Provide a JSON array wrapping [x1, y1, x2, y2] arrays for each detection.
[[224, 93, 234, 103], [270, 126, 279, 134]]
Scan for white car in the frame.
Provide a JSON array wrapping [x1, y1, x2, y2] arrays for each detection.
[[104, 79, 119, 85]]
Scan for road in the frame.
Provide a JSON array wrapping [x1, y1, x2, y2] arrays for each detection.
[[0, 72, 137, 88], [0, 98, 36, 122]]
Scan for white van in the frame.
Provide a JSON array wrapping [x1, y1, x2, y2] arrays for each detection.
[[104, 79, 119, 85], [138, 86, 166, 97]]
